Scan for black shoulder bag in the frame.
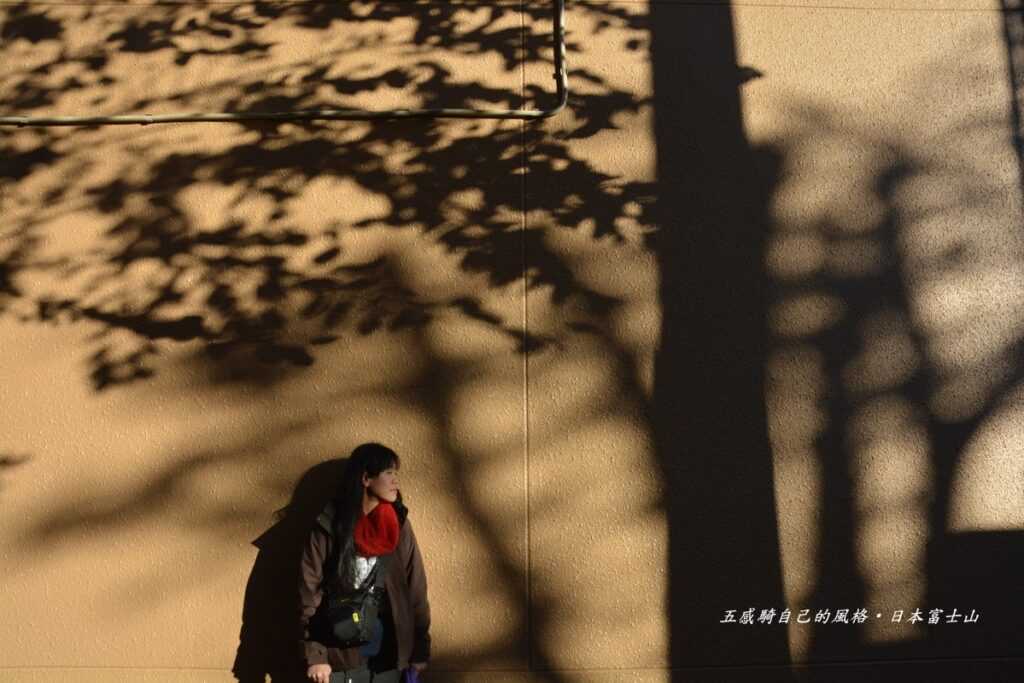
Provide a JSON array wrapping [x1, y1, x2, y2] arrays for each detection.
[[324, 554, 394, 648]]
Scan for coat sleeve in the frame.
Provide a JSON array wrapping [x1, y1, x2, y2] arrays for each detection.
[[404, 520, 432, 663], [299, 526, 330, 667]]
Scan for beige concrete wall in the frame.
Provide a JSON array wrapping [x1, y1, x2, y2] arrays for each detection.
[[2, 0, 1022, 680], [738, 1, 1024, 663]]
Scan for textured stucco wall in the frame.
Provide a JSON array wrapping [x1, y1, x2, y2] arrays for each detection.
[[2, 0, 1022, 681], [740, 0, 1024, 660]]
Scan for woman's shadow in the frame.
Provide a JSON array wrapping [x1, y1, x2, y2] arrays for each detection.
[[233, 458, 349, 683]]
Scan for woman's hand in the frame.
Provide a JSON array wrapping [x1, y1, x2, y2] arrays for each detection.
[[411, 661, 428, 673], [307, 663, 331, 683]]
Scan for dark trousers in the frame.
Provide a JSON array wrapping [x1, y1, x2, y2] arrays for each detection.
[[329, 668, 399, 683], [331, 591, 400, 683]]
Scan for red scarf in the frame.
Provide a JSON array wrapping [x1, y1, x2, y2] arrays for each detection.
[[354, 501, 400, 556]]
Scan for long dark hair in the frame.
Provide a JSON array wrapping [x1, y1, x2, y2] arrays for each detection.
[[330, 442, 401, 591]]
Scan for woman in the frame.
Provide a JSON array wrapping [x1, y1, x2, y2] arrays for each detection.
[[300, 443, 431, 683]]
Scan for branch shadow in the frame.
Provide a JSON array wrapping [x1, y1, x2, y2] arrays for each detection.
[[2, 0, 642, 392], [2, 1, 657, 679], [753, 19, 1024, 681], [0, 453, 30, 494]]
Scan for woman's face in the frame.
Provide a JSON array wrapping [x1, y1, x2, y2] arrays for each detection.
[[363, 466, 400, 503]]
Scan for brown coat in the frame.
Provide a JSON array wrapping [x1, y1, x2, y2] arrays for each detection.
[[299, 501, 431, 671]]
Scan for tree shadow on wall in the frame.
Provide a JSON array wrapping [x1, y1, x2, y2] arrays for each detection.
[[769, 104, 1024, 681], [0, 0, 649, 389], [789, 31, 1024, 677], [653, 14, 1024, 683], [1, 1, 653, 680], [9, 1, 1023, 682], [647, 3, 792, 677], [648, 3, 1024, 681]]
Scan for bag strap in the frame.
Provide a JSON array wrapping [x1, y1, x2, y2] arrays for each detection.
[[318, 504, 401, 594], [360, 553, 394, 591]]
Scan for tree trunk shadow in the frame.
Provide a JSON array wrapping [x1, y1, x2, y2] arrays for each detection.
[[648, 2, 793, 675]]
